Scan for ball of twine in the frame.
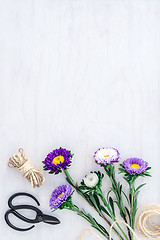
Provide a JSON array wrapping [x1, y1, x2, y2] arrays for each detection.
[[136, 204, 160, 239], [8, 148, 45, 188]]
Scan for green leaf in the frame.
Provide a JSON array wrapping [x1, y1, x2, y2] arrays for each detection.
[[114, 200, 120, 209], [146, 167, 151, 170], [134, 191, 140, 200], [100, 205, 111, 218], [135, 183, 146, 194], [96, 171, 104, 188], [80, 180, 85, 185], [97, 223, 110, 236], [143, 173, 152, 177], [123, 177, 131, 184], [118, 167, 125, 172], [107, 190, 112, 201], [104, 167, 110, 176], [93, 193, 100, 207], [122, 191, 130, 206], [109, 197, 115, 217], [133, 198, 138, 217], [88, 193, 101, 214], [125, 207, 131, 224], [78, 186, 89, 190], [119, 185, 122, 195]]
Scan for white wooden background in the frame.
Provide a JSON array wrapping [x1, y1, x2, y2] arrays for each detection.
[[0, 0, 160, 240]]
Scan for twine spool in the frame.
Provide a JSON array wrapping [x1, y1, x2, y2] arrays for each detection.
[[136, 204, 160, 239], [8, 148, 45, 188]]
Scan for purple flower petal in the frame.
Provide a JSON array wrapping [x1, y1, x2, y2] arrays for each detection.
[[49, 185, 72, 210], [44, 148, 73, 174], [123, 158, 148, 175]]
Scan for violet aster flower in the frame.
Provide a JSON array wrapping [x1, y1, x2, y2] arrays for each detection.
[[50, 185, 72, 210], [94, 148, 120, 165], [123, 158, 148, 175], [43, 148, 73, 174]]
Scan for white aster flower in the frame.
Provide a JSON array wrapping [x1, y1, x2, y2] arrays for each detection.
[[83, 172, 99, 188], [94, 147, 120, 165]]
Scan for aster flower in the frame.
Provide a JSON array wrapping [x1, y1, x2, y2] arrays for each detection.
[[95, 148, 132, 240], [83, 172, 99, 188], [49, 184, 110, 239], [94, 147, 120, 165], [119, 157, 151, 237], [122, 158, 148, 175], [43, 147, 73, 174], [50, 185, 72, 210]]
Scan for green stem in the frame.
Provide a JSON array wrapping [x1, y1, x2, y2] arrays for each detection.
[[104, 165, 132, 240], [97, 188, 128, 240], [63, 169, 125, 240], [71, 206, 110, 239], [130, 179, 134, 240], [64, 168, 75, 186]]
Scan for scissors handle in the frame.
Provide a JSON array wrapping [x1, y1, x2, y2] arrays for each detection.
[[5, 209, 35, 232], [7, 205, 43, 223], [8, 192, 40, 209]]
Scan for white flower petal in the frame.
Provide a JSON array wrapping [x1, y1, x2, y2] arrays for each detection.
[[94, 148, 119, 164], [83, 172, 99, 188]]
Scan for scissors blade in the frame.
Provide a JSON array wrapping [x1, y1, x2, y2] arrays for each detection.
[[42, 214, 60, 225]]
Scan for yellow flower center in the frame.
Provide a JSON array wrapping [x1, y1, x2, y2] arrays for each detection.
[[104, 155, 110, 158], [130, 164, 140, 169], [57, 193, 63, 200], [52, 156, 64, 165], [88, 176, 93, 181]]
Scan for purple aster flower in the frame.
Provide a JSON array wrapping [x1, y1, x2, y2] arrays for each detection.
[[50, 185, 72, 210], [94, 147, 120, 165], [123, 158, 148, 175], [44, 148, 73, 174]]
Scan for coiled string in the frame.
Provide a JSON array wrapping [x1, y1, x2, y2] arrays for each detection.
[[136, 204, 160, 239], [8, 148, 45, 188], [79, 204, 160, 240]]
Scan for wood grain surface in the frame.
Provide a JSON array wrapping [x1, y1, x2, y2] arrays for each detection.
[[0, 1, 159, 239]]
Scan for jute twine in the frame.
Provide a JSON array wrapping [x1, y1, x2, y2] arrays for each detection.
[[136, 204, 160, 239], [8, 148, 45, 188], [109, 220, 140, 240], [78, 228, 103, 240], [79, 204, 160, 240]]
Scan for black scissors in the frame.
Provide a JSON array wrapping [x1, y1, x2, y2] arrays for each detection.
[[5, 192, 60, 231]]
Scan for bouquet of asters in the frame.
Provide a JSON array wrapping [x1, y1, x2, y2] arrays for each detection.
[[42, 147, 151, 240]]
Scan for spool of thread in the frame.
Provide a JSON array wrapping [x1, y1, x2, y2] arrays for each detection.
[[8, 148, 45, 188]]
